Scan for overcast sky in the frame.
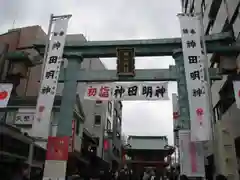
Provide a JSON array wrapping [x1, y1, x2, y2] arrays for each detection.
[[1, 0, 182, 145]]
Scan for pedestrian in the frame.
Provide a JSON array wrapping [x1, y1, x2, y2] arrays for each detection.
[[11, 162, 29, 180], [118, 166, 131, 180], [215, 174, 227, 180], [149, 170, 156, 180], [179, 174, 188, 180], [142, 169, 150, 180]]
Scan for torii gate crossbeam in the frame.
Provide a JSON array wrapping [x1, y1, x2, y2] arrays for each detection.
[[35, 31, 236, 58], [58, 66, 221, 82]]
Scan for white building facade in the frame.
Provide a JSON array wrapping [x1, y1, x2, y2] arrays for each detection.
[[181, 0, 240, 178]]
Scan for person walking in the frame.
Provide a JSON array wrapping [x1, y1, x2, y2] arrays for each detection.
[[11, 162, 29, 180], [215, 174, 227, 180], [179, 174, 188, 180], [149, 170, 156, 180], [142, 169, 150, 180]]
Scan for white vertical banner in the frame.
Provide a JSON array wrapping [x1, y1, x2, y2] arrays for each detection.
[[233, 81, 240, 109], [178, 14, 211, 141], [32, 17, 71, 138], [179, 130, 205, 177]]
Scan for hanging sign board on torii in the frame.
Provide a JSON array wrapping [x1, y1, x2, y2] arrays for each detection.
[[84, 82, 169, 101], [117, 47, 135, 77]]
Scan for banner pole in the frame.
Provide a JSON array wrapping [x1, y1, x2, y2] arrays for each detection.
[[40, 14, 54, 84]]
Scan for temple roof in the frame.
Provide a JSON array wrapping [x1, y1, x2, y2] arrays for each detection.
[[127, 135, 169, 150]]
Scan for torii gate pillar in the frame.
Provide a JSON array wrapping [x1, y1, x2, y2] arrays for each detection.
[[173, 50, 190, 129], [57, 58, 82, 136]]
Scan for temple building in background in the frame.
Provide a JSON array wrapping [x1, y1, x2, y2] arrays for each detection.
[[122, 135, 174, 179]]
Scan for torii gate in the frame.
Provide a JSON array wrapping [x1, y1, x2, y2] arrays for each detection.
[[35, 31, 238, 138]]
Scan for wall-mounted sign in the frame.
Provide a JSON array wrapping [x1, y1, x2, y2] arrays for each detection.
[[14, 108, 35, 125], [15, 112, 34, 125], [84, 82, 169, 101]]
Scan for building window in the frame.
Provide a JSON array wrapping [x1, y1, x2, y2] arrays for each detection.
[[181, 0, 184, 10], [112, 145, 120, 157], [229, 4, 239, 24], [96, 100, 102, 105], [94, 115, 101, 125], [190, 0, 195, 14], [223, 19, 234, 33], [213, 62, 219, 68], [213, 104, 221, 123], [118, 101, 123, 110], [218, 98, 235, 115], [116, 132, 121, 139], [209, 0, 222, 19], [218, 77, 235, 114], [107, 119, 111, 130], [205, 19, 214, 35], [116, 149, 120, 157], [114, 109, 117, 117], [108, 101, 112, 115], [184, 0, 189, 13], [117, 117, 121, 126], [76, 119, 80, 135], [201, 0, 206, 14]]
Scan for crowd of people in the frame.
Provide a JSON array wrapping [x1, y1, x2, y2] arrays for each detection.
[[6, 161, 229, 180], [66, 165, 159, 180], [8, 163, 161, 180], [65, 167, 229, 180]]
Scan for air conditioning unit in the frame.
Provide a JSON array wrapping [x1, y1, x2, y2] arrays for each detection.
[[219, 55, 237, 74], [21, 49, 42, 65], [9, 62, 28, 77]]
